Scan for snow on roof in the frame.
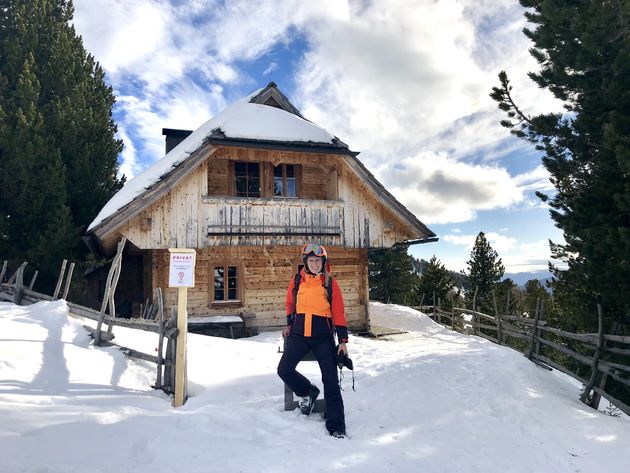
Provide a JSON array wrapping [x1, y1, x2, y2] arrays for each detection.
[[87, 89, 336, 231]]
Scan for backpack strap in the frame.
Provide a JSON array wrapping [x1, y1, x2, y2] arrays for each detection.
[[291, 272, 301, 316]]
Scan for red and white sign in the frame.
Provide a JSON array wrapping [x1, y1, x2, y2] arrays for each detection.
[[168, 249, 196, 287]]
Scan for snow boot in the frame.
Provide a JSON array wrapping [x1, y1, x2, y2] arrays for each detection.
[[299, 384, 320, 415], [330, 431, 346, 439]]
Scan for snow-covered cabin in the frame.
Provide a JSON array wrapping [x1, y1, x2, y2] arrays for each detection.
[[85, 83, 436, 333]]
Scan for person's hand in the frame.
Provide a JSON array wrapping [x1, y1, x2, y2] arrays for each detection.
[[337, 342, 348, 356], [282, 326, 291, 337]]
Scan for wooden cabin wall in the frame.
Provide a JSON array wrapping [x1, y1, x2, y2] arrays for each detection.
[[149, 246, 369, 333], [118, 147, 415, 252], [337, 163, 414, 248]]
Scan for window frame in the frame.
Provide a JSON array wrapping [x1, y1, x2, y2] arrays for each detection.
[[233, 161, 262, 198], [273, 163, 300, 198], [210, 262, 243, 308]]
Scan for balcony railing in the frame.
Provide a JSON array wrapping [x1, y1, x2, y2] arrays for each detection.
[[202, 196, 344, 237]]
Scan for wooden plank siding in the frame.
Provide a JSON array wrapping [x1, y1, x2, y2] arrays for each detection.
[[150, 246, 369, 332], [116, 145, 415, 252]]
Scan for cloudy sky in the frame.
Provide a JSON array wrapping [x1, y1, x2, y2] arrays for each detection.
[[72, 0, 565, 275]]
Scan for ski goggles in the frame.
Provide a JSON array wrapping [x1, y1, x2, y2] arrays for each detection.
[[302, 243, 327, 258]]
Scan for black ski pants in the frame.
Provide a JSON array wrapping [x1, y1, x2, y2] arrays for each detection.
[[277, 334, 346, 434]]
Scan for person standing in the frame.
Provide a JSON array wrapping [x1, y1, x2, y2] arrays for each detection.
[[277, 243, 349, 438]]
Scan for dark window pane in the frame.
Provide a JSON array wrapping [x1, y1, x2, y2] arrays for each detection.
[[286, 164, 295, 178], [248, 178, 260, 196], [228, 278, 237, 288], [228, 266, 237, 278], [286, 178, 296, 197], [235, 177, 247, 196], [248, 162, 259, 175], [235, 162, 247, 176], [214, 289, 224, 300], [274, 165, 283, 177], [228, 289, 237, 300]]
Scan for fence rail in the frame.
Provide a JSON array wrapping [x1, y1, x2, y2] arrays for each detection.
[[418, 303, 630, 416], [0, 258, 179, 395]]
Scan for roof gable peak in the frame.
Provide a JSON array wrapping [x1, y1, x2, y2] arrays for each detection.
[[249, 82, 305, 119]]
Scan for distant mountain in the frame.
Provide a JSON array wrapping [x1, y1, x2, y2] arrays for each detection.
[[412, 256, 552, 289], [504, 270, 553, 287]]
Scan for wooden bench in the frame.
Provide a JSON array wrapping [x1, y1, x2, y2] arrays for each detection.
[[188, 315, 245, 338]]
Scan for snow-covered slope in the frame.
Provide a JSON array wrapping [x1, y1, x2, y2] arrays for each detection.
[[1, 301, 628, 473]]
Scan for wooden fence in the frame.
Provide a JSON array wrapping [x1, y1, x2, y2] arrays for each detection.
[[419, 303, 630, 416], [0, 257, 180, 396]]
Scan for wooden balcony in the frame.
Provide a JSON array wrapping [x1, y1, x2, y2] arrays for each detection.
[[201, 196, 344, 245]]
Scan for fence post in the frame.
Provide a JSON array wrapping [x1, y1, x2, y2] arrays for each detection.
[[535, 299, 545, 358], [581, 305, 604, 406], [0, 260, 7, 283], [94, 238, 126, 345], [28, 270, 38, 290], [491, 290, 502, 345], [61, 262, 75, 300], [527, 298, 541, 359], [53, 260, 67, 300], [155, 288, 165, 389], [472, 286, 479, 335], [12, 262, 27, 304]]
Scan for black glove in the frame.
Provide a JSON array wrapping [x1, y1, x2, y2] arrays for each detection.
[[336, 345, 354, 370]]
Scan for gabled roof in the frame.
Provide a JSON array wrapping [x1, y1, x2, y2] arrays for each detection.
[[87, 83, 435, 242], [88, 83, 351, 231]]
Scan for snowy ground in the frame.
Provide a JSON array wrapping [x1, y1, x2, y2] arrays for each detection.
[[1, 300, 628, 473]]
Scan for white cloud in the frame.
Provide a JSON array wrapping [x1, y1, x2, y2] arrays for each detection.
[[72, 0, 565, 221], [443, 231, 516, 253], [514, 165, 554, 193], [378, 152, 523, 224]]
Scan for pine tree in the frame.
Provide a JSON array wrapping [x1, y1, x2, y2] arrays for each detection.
[[490, 0, 630, 331], [493, 278, 521, 316], [465, 232, 505, 313], [368, 246, 418, 305], [417, 255, 455, 309], [521, 279, 553, 319], [0, 0, 123, 291]]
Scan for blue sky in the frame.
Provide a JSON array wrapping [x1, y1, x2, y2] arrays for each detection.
[[72, 0, 565, 274]]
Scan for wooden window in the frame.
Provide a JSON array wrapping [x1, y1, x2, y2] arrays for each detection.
[[211, 264, 242, 307], [234, 161, 261, 197], [273, 164, 298, 197]]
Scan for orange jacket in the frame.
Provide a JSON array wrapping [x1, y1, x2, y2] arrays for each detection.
[[285, 268, 348, 342]]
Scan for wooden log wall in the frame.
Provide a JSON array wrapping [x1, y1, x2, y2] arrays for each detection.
[[150, 246, 369, 333]]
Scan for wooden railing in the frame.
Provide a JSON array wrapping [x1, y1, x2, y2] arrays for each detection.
[[420, 304, 630, 416], [202, 196, 344, 238]]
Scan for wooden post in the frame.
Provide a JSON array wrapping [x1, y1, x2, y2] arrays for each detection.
[[0, 260, 7, 283], [61, 262, 75, 300], [95, 238, 126, 345], [173, 287, 188, 407], [12, 262, 27, 304], [472, 286, 479, 335], [535, 299, 545, 358], [168, 248, 196, 407], [28, 270, 38, 290], [155, 288, 165, 389], [491, 290, 502, 345], [450, 295, 455, 331], [581, 304, 604, 406], [527, 298, 541, 359], [106, 255, 124, 336], [53, 260, 67, 300]]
